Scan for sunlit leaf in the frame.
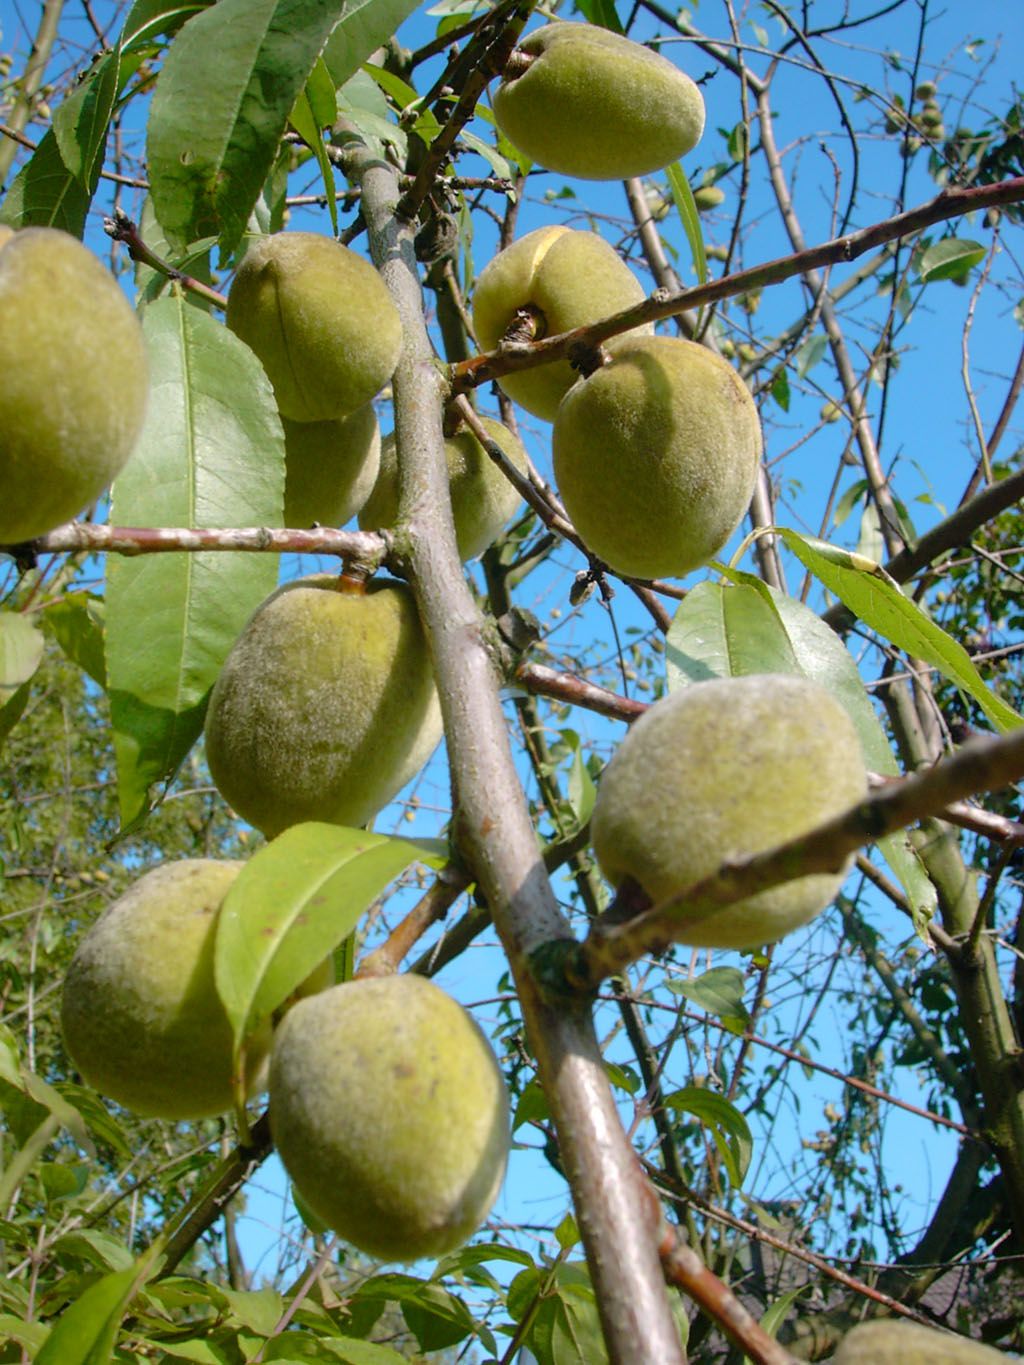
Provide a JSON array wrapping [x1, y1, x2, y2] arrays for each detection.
[[105, 294, 284, 829], [215, 823, 439, 1049]]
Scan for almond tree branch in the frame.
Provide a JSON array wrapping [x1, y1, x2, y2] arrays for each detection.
[[450, 177, 1024, 396], [822, 465, 1024, 630], [355, 150, 687, 1362], [12, 523, 389, 568], [564, 726, 1024, 993]]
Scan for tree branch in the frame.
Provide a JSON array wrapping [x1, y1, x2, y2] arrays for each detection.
[[565, 726, 1024, 991], [355, 148, 687, 1362], [450, 177, 1024, 396]]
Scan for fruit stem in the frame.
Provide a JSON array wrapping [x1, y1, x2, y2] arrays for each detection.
[[568, 340, 610, 379], [337, 564, 370, 594], [501, 48, 535, 81]]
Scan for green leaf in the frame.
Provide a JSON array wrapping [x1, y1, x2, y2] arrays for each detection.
[[513, 1077, 550, 1131], [662, 1087, 753, 1186], [120, 0, 210, 50], [288, 58, 339, 236], [146, 0, 348, 256], [215, 823, 437, 1049], [555, 1212, 580, 1250], [832, 478, 869, 529], [918, 237, 986, 283], [458, 128, 512, 181], [400, 1282, 476, 1352], [129, 1337, 230, 1363], [779, 529, 1022, 733], [665, 162, 707, 288], [572, 0, 623, 34], [666, 965, 750, 1032], [54, 1229, 136, 1273], [793, 333, 827, 378], [666, 579, 798, 689], [105, 293, 284, 829], [0, 681, 31, 744], [219, 1286, 284, 1335], [770, 368, 791, 412], [0, 613, 44, 701], [322, 0, 424, 90], [318, 1340, 409, 1364], [44, 593, 106, 687], [35, 1262, 151, 1365], [51, 49, 121, 189], [756, 1283, 810, 1350], [565, 732, 596, 825], [0, 1314, 49, 1354], [0, 128, 91, 233], [529, 1264, 608, 1365]]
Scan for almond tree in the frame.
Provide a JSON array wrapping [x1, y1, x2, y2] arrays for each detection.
[[1, 2, 1023, 1361]]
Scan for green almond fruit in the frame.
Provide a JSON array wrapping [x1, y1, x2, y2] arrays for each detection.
[[552, 335, 762, 580], [0, 227, 148, 544], [204, 575, 442, 838], [591, 674, 868, 950], [270, 974, 510, 1261], [359, 416, 527, 559], [62, 861, 264, 1119], [226, 232, 402, 422], [472, 225, 651, 420], [282, 405, 381, 529], [492, 22, 705, 180]]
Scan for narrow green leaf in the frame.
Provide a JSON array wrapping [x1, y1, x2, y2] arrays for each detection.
[[743, 1284, 810, 1363], [565, 732, 596, 825], [43, 593, 106, 687], [832, 478, 869, 529], [322, 0, 424, 90], [771, 368, 791, 412], [215, 823, 437, 1048], [662, 1087, 753, 1186], [665, 579, 798, 690], [121, 0, 209, 50], [35, 1262, 150, 1365], [51, 49, 121, 189], [572, 0, 623, 33], [288, 84, 339, 236], [0, 128, 91, 233], [106, 294, 284, 829], [458, 128, 512, 180], [665, 162, 707, 287], [918, 237, 986, 283], [779, 529, 1022, 732], [0, 613, 44, 699], [147, 0, 348, 256], [666, 966, 750, 1031]]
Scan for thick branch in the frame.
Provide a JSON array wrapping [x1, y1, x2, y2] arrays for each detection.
[[451, 177, 1024, 396], [355, 153, 686, 1362], [567, 726, 1024, 991]]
